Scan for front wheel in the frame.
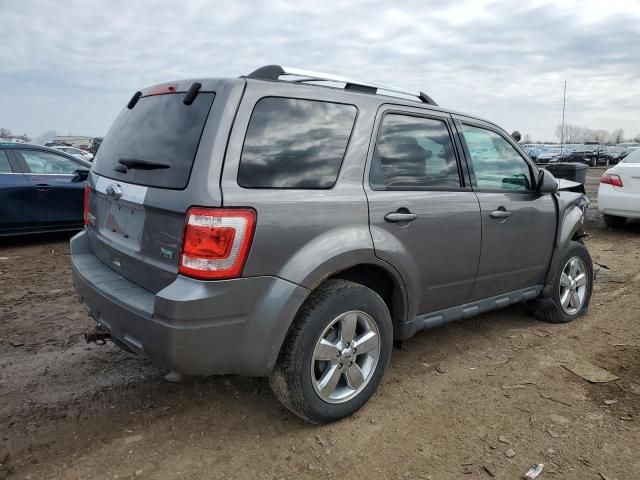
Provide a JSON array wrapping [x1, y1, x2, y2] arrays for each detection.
[[590, 157, 597, 167], [529, 241, 593, 323], [270, 279, 393, 424]]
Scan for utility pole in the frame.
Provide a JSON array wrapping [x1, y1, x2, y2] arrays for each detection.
[[560, 80, 567, 152]]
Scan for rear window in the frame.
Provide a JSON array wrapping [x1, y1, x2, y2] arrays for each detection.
[[622, 150, 640, 163], [238, 97, 357, 189], [93, 92, 215, 189]]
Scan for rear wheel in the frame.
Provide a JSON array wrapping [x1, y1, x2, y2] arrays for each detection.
[[529, 241, 593, 323], [603, 214, 626, 228], [270, 279, 393, 424]]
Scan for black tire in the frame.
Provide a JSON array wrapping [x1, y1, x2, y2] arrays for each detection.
[[528, 241, 593, 323], [269, 279, 393, 424], [590, 157, 597, 167], [603, 214, 626, 228]]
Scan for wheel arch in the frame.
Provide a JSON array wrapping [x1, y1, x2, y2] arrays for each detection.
[[328, 263, 407, 341]]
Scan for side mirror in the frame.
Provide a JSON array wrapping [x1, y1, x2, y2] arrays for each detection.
[[72, 168, 90, 183], [537, 169, 558, 194]]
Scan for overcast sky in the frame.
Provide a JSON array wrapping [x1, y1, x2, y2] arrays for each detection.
[[1, 0, 639, 142]]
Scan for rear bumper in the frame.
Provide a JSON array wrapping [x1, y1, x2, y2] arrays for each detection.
[[598, 185, 640, 219], [70, 230, 309, 376]]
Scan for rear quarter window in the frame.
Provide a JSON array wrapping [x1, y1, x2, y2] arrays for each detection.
[[238, 97, 357, 189]]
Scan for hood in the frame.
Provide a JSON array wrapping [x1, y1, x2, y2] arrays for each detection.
[[557, 178, 582, 190]]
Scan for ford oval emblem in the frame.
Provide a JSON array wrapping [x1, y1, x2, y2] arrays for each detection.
[[106, 183, 123, 200]]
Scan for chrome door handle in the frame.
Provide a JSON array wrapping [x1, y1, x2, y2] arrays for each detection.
[[490, 208, 511, 219], [384, 212, 417, 223]]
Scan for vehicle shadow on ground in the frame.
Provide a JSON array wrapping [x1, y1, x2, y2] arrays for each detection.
[[0, 230, 78, 248]]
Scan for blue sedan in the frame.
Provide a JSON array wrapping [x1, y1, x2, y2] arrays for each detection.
[[0, 143, 90, 236]]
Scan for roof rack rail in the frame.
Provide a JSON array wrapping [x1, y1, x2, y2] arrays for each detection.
[[245, 65, 438, 106]]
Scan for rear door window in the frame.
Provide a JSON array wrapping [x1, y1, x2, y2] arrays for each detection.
[[19, 150, 81, 174], [370, 114, 461, 189], [92, 92, 215, 189], [238, 97, 357, 189]]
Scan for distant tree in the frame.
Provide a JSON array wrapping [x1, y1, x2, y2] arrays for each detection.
[[15, 133, 31, 142], [634, 133, 640, 143], [0, 128, 11, 138], [555, 123, 584, 143], [523, 133, 532, 143], [611, 128, 625, 144]]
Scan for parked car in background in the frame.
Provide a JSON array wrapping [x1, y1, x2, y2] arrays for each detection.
[[522, 145, 541, 162], [0, 143, 90, 236], [91, 137, 103, 155], [568, 144, 602, 167], [71, 65, 593, 424], [598, 149, 640, 227], [607, 146, 624, 164], [534, 146, 562, 164], [51, 145, 94, 162]]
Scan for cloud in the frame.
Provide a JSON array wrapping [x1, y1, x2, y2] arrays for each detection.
[[1, 0, 639, 140]]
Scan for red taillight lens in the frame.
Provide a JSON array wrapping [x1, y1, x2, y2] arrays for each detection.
[[601, 172, 624, 187], [179, 208, 256, 280], [83, 184, 91, 226]]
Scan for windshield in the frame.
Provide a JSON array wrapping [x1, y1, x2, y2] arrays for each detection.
[[93, 92, 215, 189]]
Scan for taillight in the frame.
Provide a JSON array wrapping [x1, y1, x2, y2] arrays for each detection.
[[601, 172, 624, 188], [83, 184, 91, 226], [179, 208, 256, 280]]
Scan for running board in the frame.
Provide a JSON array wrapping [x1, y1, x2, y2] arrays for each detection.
[[405, 285, 543, 338]]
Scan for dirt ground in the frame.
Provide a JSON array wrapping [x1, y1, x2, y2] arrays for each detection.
[[1, 167, 638, 480]]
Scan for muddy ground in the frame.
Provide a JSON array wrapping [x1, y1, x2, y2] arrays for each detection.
[[1, 167, 638, 479]]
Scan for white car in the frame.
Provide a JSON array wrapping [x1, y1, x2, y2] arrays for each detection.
[[598, 149, 640, 227], [51, 145, 94, 162]]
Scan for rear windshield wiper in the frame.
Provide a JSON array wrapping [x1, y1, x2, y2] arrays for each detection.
[[117, 158, 170, 170]]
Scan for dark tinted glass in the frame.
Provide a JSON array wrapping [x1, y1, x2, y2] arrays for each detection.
[[370, 114, 460, 189], [238, 97, 357, 189], [0, 151, 11, 173], [93, 92, 215, 189]]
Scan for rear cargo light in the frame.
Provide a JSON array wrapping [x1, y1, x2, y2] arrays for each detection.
[[600, 172, 624, 187], [146, 84, 178, 96], [83, 184, 91, 226], [179, 208, 256, 280]]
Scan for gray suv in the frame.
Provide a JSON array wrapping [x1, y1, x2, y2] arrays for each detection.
[[71, 65, 593, 424]]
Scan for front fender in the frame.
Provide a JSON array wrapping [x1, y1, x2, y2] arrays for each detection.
[[543, 192, 589, 295]]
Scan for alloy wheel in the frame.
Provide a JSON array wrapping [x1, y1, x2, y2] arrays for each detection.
[[311, 310, 380, 404], [559, 257, 588, 315]]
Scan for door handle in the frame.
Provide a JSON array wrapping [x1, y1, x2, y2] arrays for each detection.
[[490, 207, 512, 219], [34, 183, 51, 192], [384, 211, 417, 223]]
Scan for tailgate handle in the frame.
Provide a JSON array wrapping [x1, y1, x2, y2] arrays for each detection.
[[34, 183, 51, 192], [385, 210, 417, 223]]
